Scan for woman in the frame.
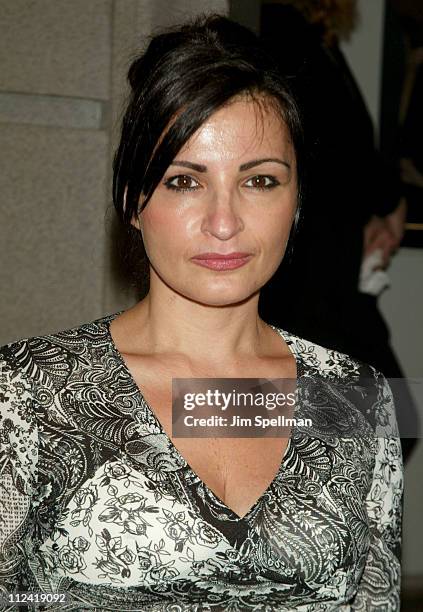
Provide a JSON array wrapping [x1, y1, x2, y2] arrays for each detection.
[[0, 15, 403, 612]]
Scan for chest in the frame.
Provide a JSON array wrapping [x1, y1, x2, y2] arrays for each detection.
[[123, 356, 295, 518], [148, 389, 290, 518]]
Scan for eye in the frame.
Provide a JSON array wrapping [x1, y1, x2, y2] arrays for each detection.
[[244, 175, 280, 190], [163, 175, 201, 192]]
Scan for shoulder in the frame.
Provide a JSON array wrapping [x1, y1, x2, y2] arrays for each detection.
[[275, 326, 398, 436], [0, 311, 120, 390], [0, 311, 120, 459], [274, 326, 375, 379]]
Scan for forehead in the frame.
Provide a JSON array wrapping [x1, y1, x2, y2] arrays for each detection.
[[177, 96, 292, 163]]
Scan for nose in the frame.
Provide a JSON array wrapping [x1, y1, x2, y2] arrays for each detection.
[[200, 188, 244, 240]]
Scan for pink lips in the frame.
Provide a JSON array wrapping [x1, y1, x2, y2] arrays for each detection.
[[191, 252, 253, 271]]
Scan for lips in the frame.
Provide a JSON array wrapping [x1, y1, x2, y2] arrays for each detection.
[[191, 252, 252, 260], [191, 253, 253, 270]]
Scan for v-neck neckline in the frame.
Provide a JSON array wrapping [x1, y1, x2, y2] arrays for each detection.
[[102, 310, 306, 522]]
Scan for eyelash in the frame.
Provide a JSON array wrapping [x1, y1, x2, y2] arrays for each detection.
[[163, 174, 281, 192]]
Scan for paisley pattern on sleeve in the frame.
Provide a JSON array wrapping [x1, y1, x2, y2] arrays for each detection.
[[0, 312, 403, 611], [0, 348, 39, 601], [349, 371, 403, 611]]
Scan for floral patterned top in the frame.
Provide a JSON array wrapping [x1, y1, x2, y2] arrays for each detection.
[[0, 310, 403, 611]]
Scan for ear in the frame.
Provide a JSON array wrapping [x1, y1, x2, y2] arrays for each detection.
[[124, 185, 143, 232], [131, 213, 142, 232]]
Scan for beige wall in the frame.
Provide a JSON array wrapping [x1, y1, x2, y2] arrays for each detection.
[[0, 0, 228, 345]]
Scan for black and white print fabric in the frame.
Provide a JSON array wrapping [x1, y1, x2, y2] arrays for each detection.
[[0, 311, 403, 611]]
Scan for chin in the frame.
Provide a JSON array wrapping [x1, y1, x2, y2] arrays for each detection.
[[183, 284, 261, 307]]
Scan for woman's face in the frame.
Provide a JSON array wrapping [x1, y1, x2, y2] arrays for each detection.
[[132, 96, 298, 306]]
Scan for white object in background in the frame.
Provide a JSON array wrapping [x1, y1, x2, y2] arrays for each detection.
[[359, 248, 391, 296]]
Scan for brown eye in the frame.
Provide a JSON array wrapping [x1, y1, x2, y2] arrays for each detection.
[[164, 175, 200, 191], [176, 176, 193, 189], [244, 175, 279, 190]]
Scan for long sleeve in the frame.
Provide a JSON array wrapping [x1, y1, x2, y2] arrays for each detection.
[[350, 370, 403, 611], [0, 350, 39, 608]]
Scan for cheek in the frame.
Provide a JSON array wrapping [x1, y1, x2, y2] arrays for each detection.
[[260, 203, 296, 246], [141, 207, 189, 257]]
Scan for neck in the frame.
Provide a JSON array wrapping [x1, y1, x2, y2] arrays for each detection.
[[117, 277, 273, 368]]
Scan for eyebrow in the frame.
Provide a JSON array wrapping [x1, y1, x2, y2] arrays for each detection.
[[170, 158, 291, 173], [239, 158, 291, 171]]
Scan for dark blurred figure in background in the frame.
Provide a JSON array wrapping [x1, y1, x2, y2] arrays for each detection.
[[393, 0, 423, 248], [258, 0, 419, 462]]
